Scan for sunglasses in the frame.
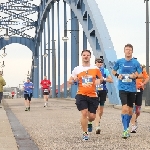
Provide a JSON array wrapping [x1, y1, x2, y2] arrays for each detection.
[[97, 61, 103, 63]]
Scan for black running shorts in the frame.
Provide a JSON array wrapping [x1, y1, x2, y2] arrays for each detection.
[[119, 90, 136, 108], [43, 89, 50, 95], [24, 93, 32, 101], [135, 88, 143, 106], [97, 90, 107, 106], [75, 94, 99, 114]]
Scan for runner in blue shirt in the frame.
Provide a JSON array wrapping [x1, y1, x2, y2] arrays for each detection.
[[91, 58, 113, 134], [112, 44, 143, 138], [23, 78, 34, 111]]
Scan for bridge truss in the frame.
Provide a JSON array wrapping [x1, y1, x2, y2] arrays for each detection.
[[0, 0, 120, 104]]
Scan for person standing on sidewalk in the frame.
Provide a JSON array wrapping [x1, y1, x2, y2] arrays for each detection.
[[23, 78, 34, 111], [130, 64, 149, 133], [40, 76, 51, 107], [69, 49, 103, 141], [0, 71, 6, 104], [112, 44, 143, 139], [93, 58, 113, 134]]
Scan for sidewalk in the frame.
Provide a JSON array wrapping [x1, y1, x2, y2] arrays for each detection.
[[0, 103, 18, 150]]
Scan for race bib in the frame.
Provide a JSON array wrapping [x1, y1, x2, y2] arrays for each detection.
[[82, 75, 93, 85], [96, 84, 103, 91], [122, 74, 132, 82], [44, 89, 49, 92]]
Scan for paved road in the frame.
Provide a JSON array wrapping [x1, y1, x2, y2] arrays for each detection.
[[3, 98, 150, 150]]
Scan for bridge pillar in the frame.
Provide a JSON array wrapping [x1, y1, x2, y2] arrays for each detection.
[[64, 1, 67, 98], [43, 19, 47, 76], [71, 9, 79, 98], [83, 31, 87, 50], [40, 30, 43, 98], [47, 10, 51, 83], [37, 43, 40, 97], [33, 55, 39, 98], [57, 1, 61, 98], [51, 2, 56, 98]]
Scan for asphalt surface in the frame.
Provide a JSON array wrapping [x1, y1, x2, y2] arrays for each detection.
[[3, 98, 150, 150]]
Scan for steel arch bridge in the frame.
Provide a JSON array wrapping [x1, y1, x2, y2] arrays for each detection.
[[0, 0, 121, 105]]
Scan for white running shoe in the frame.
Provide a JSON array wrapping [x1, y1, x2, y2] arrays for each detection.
[[130, 125, 137, 133]]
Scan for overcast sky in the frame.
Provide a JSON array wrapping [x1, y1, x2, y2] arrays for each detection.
[[0, 0, 147, 87]]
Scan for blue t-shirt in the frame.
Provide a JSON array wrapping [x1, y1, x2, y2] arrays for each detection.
[[96, 67, 110, 91], [113, 58, 142, 92], [23, 82, 33, 94], [103, 68, 110, 78]]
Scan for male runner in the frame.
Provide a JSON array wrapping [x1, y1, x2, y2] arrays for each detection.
[[93, 58, 113, 134], [23, 78, 34, 111], [130, 64, 149, 133], [11, 90, 15, 99], [40, 76, 51, 107], [112, 44, 143, 138], [69, 49, 103, 141]]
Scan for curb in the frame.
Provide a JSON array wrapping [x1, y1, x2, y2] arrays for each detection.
[[0, 102, 18, 150]]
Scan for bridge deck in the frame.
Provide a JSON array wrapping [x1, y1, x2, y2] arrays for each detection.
[[1, 98, 150, 150]]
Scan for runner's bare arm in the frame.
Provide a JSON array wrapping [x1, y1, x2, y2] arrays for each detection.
[[69, 68, 78, 84], [106, 75, 113, 83], [143, 71, 149, 85], [69, 76, 74, 84], [112, 70, 117, 76], [95, 69, 103, 85], [131, 72, 143, 79]]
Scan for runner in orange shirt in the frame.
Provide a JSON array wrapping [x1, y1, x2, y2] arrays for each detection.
[[69, 50, 103, 141], [130, 65, 149, 133]]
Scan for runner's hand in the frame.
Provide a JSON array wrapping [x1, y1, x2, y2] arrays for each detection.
[[95, 79, 101, 85], [129, 73, 137, 79], [118, 74, 123, 80], [74, 76, 78, 82], [139, 82, 144, 86]]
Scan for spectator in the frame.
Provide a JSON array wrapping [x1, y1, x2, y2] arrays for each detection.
[[0, 71, 6, 104]]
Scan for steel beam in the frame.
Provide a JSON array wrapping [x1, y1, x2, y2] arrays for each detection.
[[47, 10, 51, 81], [51, 2, 56, 98], [43, 19, 46, 76], [57, 1, 61, 98], [71, 9, 79, 98], [64, 1, 67, 98], [145, 0, 150, 106]]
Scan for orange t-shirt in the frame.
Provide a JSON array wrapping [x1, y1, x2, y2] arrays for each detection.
[[136, 70, 149, 89], [71, 65, 102, 97]]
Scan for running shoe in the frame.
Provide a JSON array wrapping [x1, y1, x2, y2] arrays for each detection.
[[122, 130, 129, 139], [88, 122, 93, 132], [96, 126, 101, 134], [82, 133, 89, 141], [25, 108, 28, 111], [28, 107, 30, 111], [130, 125, 137, 133]]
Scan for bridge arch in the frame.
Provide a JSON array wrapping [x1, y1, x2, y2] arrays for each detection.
[[0, 37, 35, 54], [36, 0, 120, 104]]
